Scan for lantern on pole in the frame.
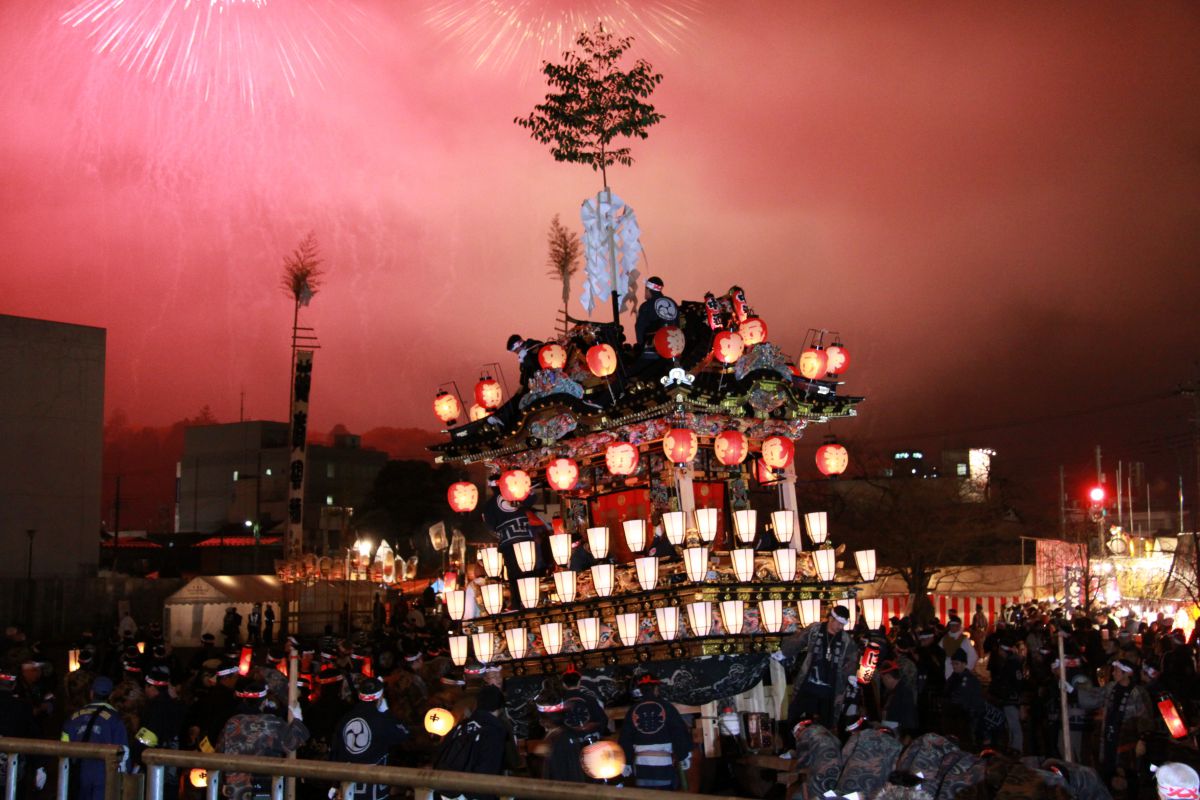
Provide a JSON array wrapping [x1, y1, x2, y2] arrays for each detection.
[[587, 527, 610, 560], [687, 601, 713, 637], [541, 622, 564, 655], [661, 511, 686, 546], [816, 443, 850, 477], [857, 641, 881, 684], [605, 442, 639, 476], [469, 404, 489, 422], [447, 482, 479, 513], [581, 740, 626, 781], [712, 330, 745, 364], [623, 519, 648, 554], [433, 390, 461, 424], [474, 376, 504, 409], [720, 599, 745, 634], [538, 343, 567, 369], [546, 458, 579, 491], [615, 612, 640, 646], [761, 436, 795, 470], [189, 769, 209, 789], [655, 606, 680, 641], [662, 428, 699, 464], [586, 344, 618, 377], [553, 570, 577, 603], [1158, 693, 1189, 739], [499, 470, 532, 502], [653, 326, 686, 359], [238, 645, 254, 676], [425, 708, 455, 737], [797, 347, 828, 380], [713, 430, 749, 466], [739, 317, 768, 347]]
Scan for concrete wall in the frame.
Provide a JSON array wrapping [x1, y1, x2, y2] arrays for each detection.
[[0, 315, 105, 578]]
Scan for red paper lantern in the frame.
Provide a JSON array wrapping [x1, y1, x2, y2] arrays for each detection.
[[663, 428, 699, 464], [586, 344, 618, 377], [739, 317, 768, 347], [468, 404, 488, 422], [538, 343, 567, 370], [825, 343, 850, 375], [816, 443, 850, 476], [857, 641, 881, 684], [1158, 694, 1188, 739], [713, 430, 749, 466], [797, 347, 828, 380], [653, 326, 686, 359], [238, 645, 253, 676], [433, 391, 460, 424], [447, 482, 479, 513], [499, 470, 533, 502], [546, 458, 579, 491], [761, 436, 795, 470], [711, 331, 745, 364], [605, 442, 640, 476], [474, 376, 503, 409]]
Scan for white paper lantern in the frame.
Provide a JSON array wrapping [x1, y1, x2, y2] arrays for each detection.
[[854, 549, 877, 582], [635, 556, 659, 592], [813, 548, 836, 582], [549, 533, 572, 567], [587, 526, 610, 560], [471, 631, 495, 664], [553, 570, 577, 603], [662, 511, 687, 546], [770, 510, 796, 544], [449, 634, 469, 666], [541, 622, 563, 655], [623, 519, 648, 554], [731, 547, 756, 582], [514, 540, 537, 573], [804, 511, 828, 546], [480, 547, 503, 579], [695, 508, 719, 543], [683, 546, 709, 583], [655, 606, 680, 641], [862, 597, 884, 631], [733, 509, 757, 544], [577, 617, 601, 650], [445, 589, 466, 621], [772, 548, 797, 582], [720, 599, 744, 634], [687, 600, 713, 637], [590, 563, 615, 597], [759, 599, 783, 633], [517, 576, 541, 609], [480, 582, 504, 616], [615, 612, 640, 646], [504, 627, 528, 660], [797, 598, 822, 627]]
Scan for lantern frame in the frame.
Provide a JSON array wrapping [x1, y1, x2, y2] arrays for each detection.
[[720, 599, 745, 635], [683, 546, 709, 583], [695, 508, 718, 543], [804, 512, 829, 545], [855, 549, 877, 582], [553, 570, 577, 603], [623, 519, 648, 554], [449, 635, 469, 666], [687, 600, 713, 637], [587, 526, 610, 560], [517, 576, 541, 609], [504, 627, 528, 660], [549, 533, 572, 567], [813, 548, 836, 583], [480, 582, 504, 616], [616, 612, 640, 646], [590, 563, 615, 597], [862, 597, 884, 631], [541, 622, 564, 655], [732, 509, 757, 544], [480, 547, 503, 579], [771, 510, 796, 544], [514, 540, 537, 573], [731, 547, 756, 582], [634, 555, 659, 592], [655, 606, 680, 641], [661, 511, 686, 546], [445, 589, 466, 621], [577, 617, 601, 650], [773, 548, 797, 582], [759, 599, 783, 633], [798, 598, 822, 627], [471, 631, 495, 664]]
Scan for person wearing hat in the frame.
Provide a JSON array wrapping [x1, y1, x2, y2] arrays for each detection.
[[986, 633, 1026, 753], [1071, 657, 1152, 795], [330, 677, 410, 800], [618, 674, 692, 790], [780, 604, 861, 737], [133, 666, 185, 798], [195, 656, 241, 753], [879, 660, 918, 740], [218, 678, 308, 799], [913, 626, 946, 733], [431, 684, 519, 800], [544, 666, 609, 783], [61, 675, 128, 799], [633, 276, 678, 354], [944, 647, 998, 747], [506, 333, 545, 389], [940, 616, 977, 679], [1155, 762, 1200, 800]]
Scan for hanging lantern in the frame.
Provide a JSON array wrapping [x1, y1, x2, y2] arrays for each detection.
[[797, 347, 828, 380], [739, 317, 768, 347], [469, 404, 489, 422], [238, 645, 254, 676], [655, 606, 680, 641], [713, 430, 749, 466], [755, 459, 780, 486], [189, 769, 209, 789], [499, 470, 532, 502], [590, 563, 615, 597], [479, 547, 503, 579], [684, 546, 709, 582], [445, 590, 466, 621], [661, 511, 687, 546], [687, 601, 713, 637], [449, 635, 469, 666], [68, 649, 81, 673], [771, 510, 796, 544], [581, 740, 626, 781], [605, 442, 640, 476], [553, 570, 577, 603], [538, 343, 567, 370], [653, 325, 686, 359], [773, 548, 797, 582], [798, 598, 822, 627], [662, 428, 699, 464], [587, 527, 610, 560], [695, 509, 718, 543], [504, 627, 528, 660], [862, 597, 884, 631], [857, 641, 881, 684], [759, 599, 783, 633], [711, 330, 745, 364], [615, 612, 640, 646], [813, 548, 837, 582], [376, 540, 396, 584], [517, 576, 541, 609], [720, 599, 745, 635], [816, 443, 850, 477], [623, 519, 648, 554], [471, 632, 496, 664], [1158, 693, 1189, 739], [480, 583, 504, 616], [577, 617, 601, 650], [825, 342, 850, 375], [474, 376, 504, 409], [541, 622, 564, 655], [513, 540, 537, 572], [549, 533, 572, 567], [804, 512, 829, 545], [586, 344, 618, 377], [635, 556, 659, 591], [733, 509, 757, 544], [855, 549, 877, 582], [447, 482, 479, 513], [424, 707, 455, 737], [761, 436, 795, 470], [732, 548, 756, 582], [433, 390, 461, 424]]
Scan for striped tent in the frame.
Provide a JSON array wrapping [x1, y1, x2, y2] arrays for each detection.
[[860, 564, 1035, 627]]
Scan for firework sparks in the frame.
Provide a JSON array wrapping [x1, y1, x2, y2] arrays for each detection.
[[425, 0, 702, 72], [59, 0, 370, 110]]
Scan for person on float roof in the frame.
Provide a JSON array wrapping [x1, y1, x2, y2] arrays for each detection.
[[634, 276, 678, 352]]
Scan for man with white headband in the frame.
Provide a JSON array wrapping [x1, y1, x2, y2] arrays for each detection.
[[1071, 657, 1152, 796], [634, 276, 678, 353], [1155, 762, 1200, 800], [331, 678, 410, 800], [781, 604, 860, 737]]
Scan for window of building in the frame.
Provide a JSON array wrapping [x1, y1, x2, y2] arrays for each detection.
[[956, 463, 968, 477]]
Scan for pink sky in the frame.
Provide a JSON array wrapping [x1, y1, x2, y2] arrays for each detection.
[[2, 2, 1199, 494]]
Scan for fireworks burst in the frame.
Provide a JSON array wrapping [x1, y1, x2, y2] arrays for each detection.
[[425, 0, 702, 72], [59, 0, 370, 110]]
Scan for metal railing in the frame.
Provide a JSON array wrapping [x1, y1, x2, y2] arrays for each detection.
[[143, 749, 743, 800], [1, 737, 125, 800]]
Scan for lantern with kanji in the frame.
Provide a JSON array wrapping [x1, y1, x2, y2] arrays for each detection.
[[546, 458, 579, 491], [653, 326, 686, 359], [474, 376, 503, 409], [713, 430, 748, 466], [761, 435, 795, 470], [663, 428, 699, 464], [433, 390, 460, 424], [424, 707, 455, 737], [816, 442, 849, 476], [711, 330, 744, 364], [605, 442, 639, 476], [797, 347, 828, 380], [447, 482, 479, 513], [739, 317, 768, 347], [857, 641, 881, 684], [586, 344, 618, 377], [499, 470, 532, 502], [538, 343, 567, 370], [825, 342, 850, 375]]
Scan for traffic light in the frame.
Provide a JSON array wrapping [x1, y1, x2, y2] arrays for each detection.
[[1088, 485, 1107, 522]]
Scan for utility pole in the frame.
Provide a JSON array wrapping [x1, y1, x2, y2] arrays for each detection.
[[1179, 380, 1200, 538]]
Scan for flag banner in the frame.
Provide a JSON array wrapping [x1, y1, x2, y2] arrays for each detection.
[[286, 349, 313, 561], [579, 188, 642, 314]]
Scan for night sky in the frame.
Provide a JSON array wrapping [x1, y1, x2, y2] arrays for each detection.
[[2, 2, 1199, 507]]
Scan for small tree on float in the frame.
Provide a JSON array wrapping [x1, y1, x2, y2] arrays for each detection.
[[546, 214, 582, 335]]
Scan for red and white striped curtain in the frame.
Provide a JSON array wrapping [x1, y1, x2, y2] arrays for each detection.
[[874, 594, 1023, 629]]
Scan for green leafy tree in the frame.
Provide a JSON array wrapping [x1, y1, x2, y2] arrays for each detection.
[[515, 24, 664, 188]]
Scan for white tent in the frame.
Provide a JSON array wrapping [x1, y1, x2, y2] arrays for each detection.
[[860, 564, 1035, 626], [164, 575, 281, 647]]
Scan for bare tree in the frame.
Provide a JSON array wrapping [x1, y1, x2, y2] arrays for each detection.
[[546, 214, 581, 332]]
